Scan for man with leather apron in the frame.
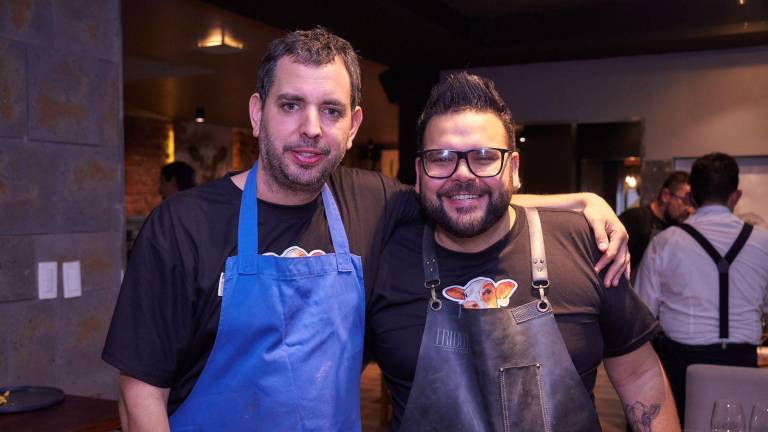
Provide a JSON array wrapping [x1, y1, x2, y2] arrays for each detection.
[[368, 72, 681, 432]]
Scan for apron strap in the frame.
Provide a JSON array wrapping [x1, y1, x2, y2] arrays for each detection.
[[422, 224, 442, 310], [525, 208, 551, 311], [238, 163, 353, 273], [321, 185, 354, 272], [679, 222, 753, 341], [238, 165, 260, 256]]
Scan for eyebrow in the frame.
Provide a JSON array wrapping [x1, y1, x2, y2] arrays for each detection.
[[275, 93, 346, 109]]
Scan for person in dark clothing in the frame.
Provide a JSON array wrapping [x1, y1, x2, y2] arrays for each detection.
[[619, 171, 692, 277], [159, 161, 197, 200], [369, 72, 680, 432]]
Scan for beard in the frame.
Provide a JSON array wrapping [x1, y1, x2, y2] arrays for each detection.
[[420, 179, 513, 238], [259, 124, 344, 194], [663, 206, 685, 225]]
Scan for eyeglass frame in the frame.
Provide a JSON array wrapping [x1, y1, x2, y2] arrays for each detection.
[[416, 147, 514, 179], [666, 190, 692, 206]]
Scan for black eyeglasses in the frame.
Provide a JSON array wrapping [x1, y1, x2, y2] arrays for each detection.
[[416, 148, 513, 179]]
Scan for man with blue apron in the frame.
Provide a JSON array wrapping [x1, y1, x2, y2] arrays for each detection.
[[169, 168, 365, 431]]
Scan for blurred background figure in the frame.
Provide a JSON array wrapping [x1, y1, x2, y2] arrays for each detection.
[[619, 171, 693, 277], [159, 161, 197, 200], [634, 153, 768, 425]]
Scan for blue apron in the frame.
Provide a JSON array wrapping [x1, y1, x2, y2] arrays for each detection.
[[170, 167, 365, 431]]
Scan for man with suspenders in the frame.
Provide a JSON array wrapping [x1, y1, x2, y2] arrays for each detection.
[[636, 152, 768, 422]]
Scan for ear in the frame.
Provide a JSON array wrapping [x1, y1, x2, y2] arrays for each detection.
[[509, 152, 521, 190], [443, 287, 466, 301], [728, 189, 743, 210], [496, 281, 515, 300], [249, 93, 263, 138], [660, 188, 672, 204], [345, 106, 364, 151]]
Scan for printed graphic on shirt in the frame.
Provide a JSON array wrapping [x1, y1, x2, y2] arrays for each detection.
[[263, 246, 327, 258], [442, 277, 518, 309]]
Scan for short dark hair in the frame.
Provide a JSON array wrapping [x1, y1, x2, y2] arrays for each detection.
[[656, 171, 690, 200], [417, 72, 515, 151], [690, 152, 739, 205], [161, 161, 196, 191], [256, 27, 362, 109]]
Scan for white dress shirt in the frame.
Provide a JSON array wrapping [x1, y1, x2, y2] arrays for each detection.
[[635, 205, 768, 345]]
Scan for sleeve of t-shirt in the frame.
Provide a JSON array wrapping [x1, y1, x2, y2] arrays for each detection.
[[102, 204, 193, 388], [379, 175, 421, 228], [599, 274, 661, 358]]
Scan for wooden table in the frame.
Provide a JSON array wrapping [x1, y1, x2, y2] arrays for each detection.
[[0, 394, 119, 432]]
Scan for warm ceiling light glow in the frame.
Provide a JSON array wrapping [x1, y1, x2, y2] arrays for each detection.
[[198, 27, 244, 53], [739, 0, 746, 5], [624, 175, 638, 189], [519, 136, 526, 143], [195, 106, 205, 123]]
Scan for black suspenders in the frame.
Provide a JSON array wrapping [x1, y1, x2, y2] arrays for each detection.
[[678, 222, 754, 340]]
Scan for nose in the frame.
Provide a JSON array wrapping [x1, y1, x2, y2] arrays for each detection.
[[452, 158, 476, 181], [300, 108, 322, 139]]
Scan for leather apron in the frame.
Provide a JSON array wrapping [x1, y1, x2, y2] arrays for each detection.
[[400, 208, 601, 432], [170, 167, 365, 431]]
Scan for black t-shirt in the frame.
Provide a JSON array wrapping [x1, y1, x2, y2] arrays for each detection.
[[102, 167, 419, 414], [368, 206, 660, 428], [619, 204, 669, 273]]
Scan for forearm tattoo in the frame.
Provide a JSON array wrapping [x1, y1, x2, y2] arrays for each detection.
[[625, 401, 661, 432]]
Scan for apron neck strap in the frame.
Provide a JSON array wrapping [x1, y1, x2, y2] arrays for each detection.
[[321, 185, 354, 272], [422, 224, 442, 310], [238, 165, 259, 255], [525, 207, 551, 309], [237, 163, 353, 271]]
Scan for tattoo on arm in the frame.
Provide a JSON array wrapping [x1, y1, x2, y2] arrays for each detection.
[[625, 401, 661, 432]]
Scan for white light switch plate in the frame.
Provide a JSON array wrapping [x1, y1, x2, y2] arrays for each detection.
[[63, 261, 82, 298], [37, 262, 58, 300]]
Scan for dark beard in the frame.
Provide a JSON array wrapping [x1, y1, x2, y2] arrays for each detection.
[[420, 181, 512, 238], [260, 125, 342, 193]]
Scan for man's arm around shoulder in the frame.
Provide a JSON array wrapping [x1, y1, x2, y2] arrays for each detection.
[[604, 342, 680, 432], [119, 373, 171, 432]]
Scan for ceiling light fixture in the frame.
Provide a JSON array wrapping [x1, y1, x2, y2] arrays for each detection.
[[198, 27, 244, 54]]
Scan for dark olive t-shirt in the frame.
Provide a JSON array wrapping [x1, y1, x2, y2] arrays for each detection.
[[368, 205, 660, 428], [102, 167, 419, 414]]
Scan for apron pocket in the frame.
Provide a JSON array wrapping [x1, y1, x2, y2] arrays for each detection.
[[499, 364, 550, 432]]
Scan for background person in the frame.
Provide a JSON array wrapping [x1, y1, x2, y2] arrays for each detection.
[[635, 152, 768, 422], [619, 171, 692, 278]]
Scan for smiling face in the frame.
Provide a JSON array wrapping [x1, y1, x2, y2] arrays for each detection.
[[416, 111, 519, 238], [250, 56, 363, 193]]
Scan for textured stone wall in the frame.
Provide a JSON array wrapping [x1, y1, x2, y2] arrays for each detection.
[[0, 0, 123, 399]]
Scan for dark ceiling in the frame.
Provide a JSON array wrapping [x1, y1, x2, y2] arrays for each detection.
[[206, 0, 768, 68]]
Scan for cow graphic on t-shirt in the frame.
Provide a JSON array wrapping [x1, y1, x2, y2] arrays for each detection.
[[264, 246, 326, 258], [442, 277, 518, 309]]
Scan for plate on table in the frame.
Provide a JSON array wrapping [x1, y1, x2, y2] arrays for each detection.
[[0, 386, 65, 414]]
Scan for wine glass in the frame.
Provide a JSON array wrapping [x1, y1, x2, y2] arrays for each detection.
[[711, 399, 746, 432], [749, 402, 768, 432]]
